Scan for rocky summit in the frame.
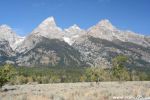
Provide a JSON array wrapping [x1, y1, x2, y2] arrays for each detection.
[[0, 17, 150, 67]]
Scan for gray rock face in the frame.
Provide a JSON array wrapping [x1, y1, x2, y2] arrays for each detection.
[[0, 40, 15, 64], [63, 24, 86, 45], [73, 36, 150, 68], [15, 17, 64, 53], [16, 36, 83, 67], [0, 40, 14, 56], [88, 19, 150, 47], [0, 17, 150, 67], [31, 17, 64, 39], [0, 25, 24, 50], [15, 34, 45, 53]]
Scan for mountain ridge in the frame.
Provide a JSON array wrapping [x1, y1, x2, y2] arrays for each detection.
[[0, 16, 150, 67], [1, 17, 149, 48]]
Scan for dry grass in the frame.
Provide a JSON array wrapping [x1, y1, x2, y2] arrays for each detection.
[[0, 81, 150, 100]]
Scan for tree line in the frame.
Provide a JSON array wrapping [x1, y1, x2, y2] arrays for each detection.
[[0, 55, 149, 87]]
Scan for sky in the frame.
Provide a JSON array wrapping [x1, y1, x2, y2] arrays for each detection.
[[0, 0, 150, 36]]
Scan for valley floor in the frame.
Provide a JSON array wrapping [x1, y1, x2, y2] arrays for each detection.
[[0, 81, 150, 100]]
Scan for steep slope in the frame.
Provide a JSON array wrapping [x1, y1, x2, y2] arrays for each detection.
[[15, 17, 64, 53], [0, 17, 149, 68], [31, 17, 64, 39], [63, 24, 85, 45], [16, 36, 84, 67], [0, 25, 24, 50], [14, 17, 85, 67], [73, 36, 150, 68], [88, 19, 150, 47], [15, 34, 45, 53], [0, 40, 15, 64], [64, 24, 85, 37]]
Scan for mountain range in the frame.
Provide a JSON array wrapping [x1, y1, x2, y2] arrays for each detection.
[[0, 17, 150, 68]]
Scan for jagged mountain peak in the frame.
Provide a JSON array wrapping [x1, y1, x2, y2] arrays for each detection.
[[97, 19, 116, 30], [46, 16, 55, 22], [41, 17, 56, 26], [87, 19, 150, 47], [0, 24, 15, 34], [18, 17, 64, 53], [63, 24, 85, 45], [0, 24, 16, 38], [38, 16, 57, 28], [65, 24, 82, 32], [0, 24, 25, 49], [0, 24, 12, 29], [69, 24, 81, 30], [31, 16, 63, 38], [0, 17, 150, 68]]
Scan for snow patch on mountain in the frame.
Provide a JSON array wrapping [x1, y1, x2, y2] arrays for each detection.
[[63, 37, 72, 45], [64, 24, 84, 36], [1, 17, 150, 53], [64, 24, 86, 45]]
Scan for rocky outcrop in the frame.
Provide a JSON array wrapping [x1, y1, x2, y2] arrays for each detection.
[[16, 37, 83, 67], [73, 36, 150, 68], [0, 17, 150, 67], [0, 25, 24, 50]]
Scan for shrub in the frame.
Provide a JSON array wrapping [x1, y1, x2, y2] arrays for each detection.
[[130, 70, 140, 81], [80, 75, 86, 82], [85, 67, 111, 82], [14, 75, 27, 84], [112, 55, 130, 81], [0, 64, 16, 87]]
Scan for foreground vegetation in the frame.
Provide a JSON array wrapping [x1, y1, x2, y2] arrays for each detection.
[[0, 55, 150, 87], [1, 82, 150, 100]]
